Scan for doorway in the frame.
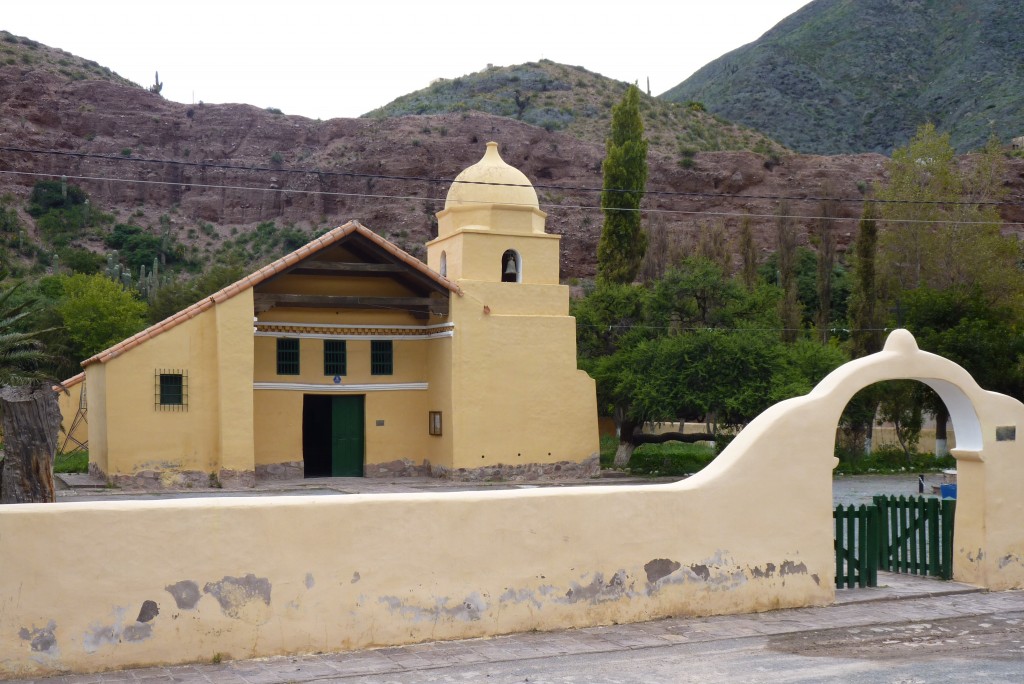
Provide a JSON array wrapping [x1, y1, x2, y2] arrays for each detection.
[[302, 394, 365, 477]]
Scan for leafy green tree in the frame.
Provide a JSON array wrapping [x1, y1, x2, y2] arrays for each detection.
[[815, 192, 838, 342], [55, 274, 148, 360], [597, 84, 648, 284], [775, 201, 800, 342], [576, 257, 847, 467], [902, 285, 1024, 455], [878, 124, 1020, 304], [840, 201, 884, 459]]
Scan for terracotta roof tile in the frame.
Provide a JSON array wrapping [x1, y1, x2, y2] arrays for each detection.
[[52, 372, 85, 392], [82, 221, 461, 367]]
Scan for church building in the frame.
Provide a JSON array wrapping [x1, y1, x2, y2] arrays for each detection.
[[64, 143, 599, 486]]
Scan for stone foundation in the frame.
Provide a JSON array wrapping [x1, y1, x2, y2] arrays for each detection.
[[364, 458, 432, 477], [430, 454, 601, 482], [88, 463, 255, 489], [255, 461, 304, 481]]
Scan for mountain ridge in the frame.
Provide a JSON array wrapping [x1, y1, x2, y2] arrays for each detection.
[[662, 0, 1024, 155]]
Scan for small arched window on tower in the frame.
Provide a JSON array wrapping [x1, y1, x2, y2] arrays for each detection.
[[440, 251, 447, 277], [501, 249, 521, 283]]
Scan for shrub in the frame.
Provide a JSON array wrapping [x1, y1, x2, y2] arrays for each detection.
[[627, 441, 716, 476]]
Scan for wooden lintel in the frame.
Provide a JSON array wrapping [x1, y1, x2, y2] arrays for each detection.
[[291, 262, 407, 275], [254, 293, 447, 311]]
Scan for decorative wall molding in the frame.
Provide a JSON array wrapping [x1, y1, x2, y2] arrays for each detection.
[[253, 382, 429, 392], [254, 322, 454, 340]]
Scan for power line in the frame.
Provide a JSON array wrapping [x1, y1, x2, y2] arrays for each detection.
[[2, 169, 1022, 228], [2, 145, 1022, 209]]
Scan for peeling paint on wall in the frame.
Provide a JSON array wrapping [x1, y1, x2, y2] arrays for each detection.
[[780, 561, 808, 577], [644, 559, 681, 583], [165, 580, 201, 610], [135, 600, 159, 623], [304, 573, 315, 589], [378, 592, 488, 623], [18, 621, 56, 653], [203, 574, 272, 623], [83, 607, 154, 654]]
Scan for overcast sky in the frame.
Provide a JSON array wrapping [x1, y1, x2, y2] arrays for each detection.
[[5, 1, 809, 120]]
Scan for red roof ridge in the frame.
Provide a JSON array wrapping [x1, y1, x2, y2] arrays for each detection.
[[82, 221, 461, 367]]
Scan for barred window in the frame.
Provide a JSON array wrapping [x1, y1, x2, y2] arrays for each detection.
[[371, 340, 393, 376], [277, 338, 300, 375], [155, 370, 187, 411], [324, 339, 347, 376]]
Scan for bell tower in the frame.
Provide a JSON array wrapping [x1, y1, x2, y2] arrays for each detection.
[[425, 142, 599, 476], [427, 142, 560, 285]]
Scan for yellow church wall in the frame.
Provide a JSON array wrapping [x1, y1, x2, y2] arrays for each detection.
[[84, 364, 107, 475], [252, 390, 433, 469], [422, 335, 454, 468], [86, 292, 256, 483], [447, 292, 598, 471], [427, 230, 561, 284], [252, 334, 442, 470], [97, 313, 221, 478], [436, 204, 546, 237], [55, 377, 87, 455], [213, 292, 257, 479]]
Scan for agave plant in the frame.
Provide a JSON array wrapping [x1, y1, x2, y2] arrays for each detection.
[[0, 282, 54, 387]]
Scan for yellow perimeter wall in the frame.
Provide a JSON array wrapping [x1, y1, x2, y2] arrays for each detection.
[[2, 331, 1023, 677]]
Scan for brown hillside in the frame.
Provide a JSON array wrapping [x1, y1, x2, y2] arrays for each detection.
[[1, 33, 1023, 280]]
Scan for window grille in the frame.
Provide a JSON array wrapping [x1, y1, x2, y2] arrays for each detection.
[[324, 339, 347, 376], [371, 340, 393, 376], [277, 338, 300, 375], [155, 370, 187, 411]]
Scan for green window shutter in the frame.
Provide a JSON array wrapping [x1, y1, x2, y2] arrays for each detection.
[[155, 370, 187, 411], [324, 339, 347, 376], [277, 338, 300, 375], [371, 340, 393, 376]]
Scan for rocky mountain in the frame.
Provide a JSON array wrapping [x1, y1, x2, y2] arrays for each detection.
[[365, 60, 787, 160], [1, 31, 1022, 285], [662, 0, 1024, 155]]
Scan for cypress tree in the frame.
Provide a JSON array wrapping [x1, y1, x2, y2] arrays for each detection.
[[597, 84, 648, 283]]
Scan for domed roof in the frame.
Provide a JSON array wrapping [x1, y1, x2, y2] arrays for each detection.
[[444, 142, 539, 210]]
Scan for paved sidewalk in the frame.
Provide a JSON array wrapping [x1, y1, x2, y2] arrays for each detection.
[[11, 576, 1021, 683]]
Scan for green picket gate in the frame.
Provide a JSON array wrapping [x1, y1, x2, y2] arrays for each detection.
[[834, 504, 879, 588], [873, 494, 956, 580], [834, 495, 956, 589]]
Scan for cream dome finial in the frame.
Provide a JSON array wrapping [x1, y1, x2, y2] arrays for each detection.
[[444, 142, 539, 210]]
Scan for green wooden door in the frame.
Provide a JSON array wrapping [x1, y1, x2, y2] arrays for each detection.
[[331, 395, 364, 477]]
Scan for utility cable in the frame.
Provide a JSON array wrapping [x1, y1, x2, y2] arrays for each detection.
[[2, 169, 1020, 227], [2, 145, 1022, 209]]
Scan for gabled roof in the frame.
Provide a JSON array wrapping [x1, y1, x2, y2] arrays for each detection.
[[82, 221, 460, 367]]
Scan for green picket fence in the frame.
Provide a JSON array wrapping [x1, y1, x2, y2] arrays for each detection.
[[873, 494, 956, 580], [834, 495, 956, 588], [834, 504, 879, 588]]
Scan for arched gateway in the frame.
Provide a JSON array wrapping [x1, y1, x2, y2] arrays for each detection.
[[705, 329, 1022, 590]]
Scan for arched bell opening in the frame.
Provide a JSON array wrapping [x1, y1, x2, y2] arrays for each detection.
[[501, 249, 521, 283]]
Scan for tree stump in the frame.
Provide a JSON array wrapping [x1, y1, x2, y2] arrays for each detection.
[[0, 384, 61, 504]]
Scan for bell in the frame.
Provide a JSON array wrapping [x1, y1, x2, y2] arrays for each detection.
[[504, 258, 517, 275]]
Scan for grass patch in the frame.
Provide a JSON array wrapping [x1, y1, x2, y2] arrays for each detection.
[[54, 451, 88, 473], [834, 446, 956, 475]]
